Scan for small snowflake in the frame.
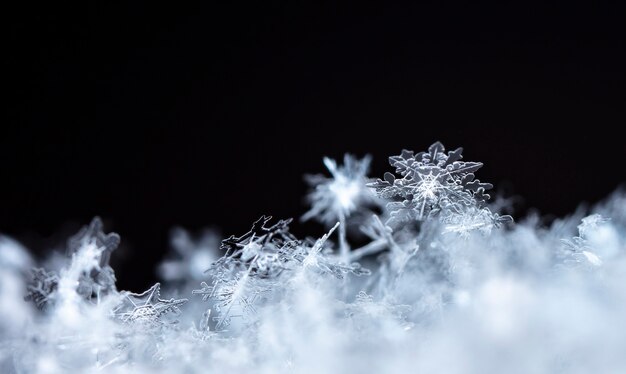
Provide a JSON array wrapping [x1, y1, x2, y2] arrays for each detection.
[[193, 273, 272, 331], [24, 268, 59, 310], [195, 217, 369, 331], [442, 206, 513, 237], [113, 283, 187, 325], [67, 216, 120, 269], [67, 217, 120, 298], [560, 214, 609, 267], [302, 154, 378, 225]]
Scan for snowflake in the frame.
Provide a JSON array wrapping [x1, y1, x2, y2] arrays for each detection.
[[25, 218, 121, 308], [67, 217, 120, 269], [67, 217, 120, 298], [441, 206, 513, 237], [193, 276, 271, 330], [560, 214, 609, 267], [221, 216, 296, 256], [369, 142, 511, 230], [216, 215, 297, 276], [193, 216, 296, 330], [24, 268, 59, 310], [302, 155, 380, 261], [189, 309, 215, 341], [113, 283, 187, 325], [302, 154, 378, 225], [288, 222, 370, 278], [194, 217, 368, 331], [351, 215, 419, 268]]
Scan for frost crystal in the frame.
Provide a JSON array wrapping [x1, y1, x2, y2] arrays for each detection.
[[9, 143, 626, 374], [303, 154, 380, 262], [560, 214, 610, 267], [369, 142, 512, 230], [113, 283, 187, 325], [23, 217, 121, 309], [302, 154, 377, 225], [289, 222, 370, 278], [24, 268, 59, 310], [194, 216, 296, 330], [219, 216, 297, 269], [67, 217, 120, 267], [194, 217, 368, 331], [441, 205, 512, 237], [67, 217, 120, 299]]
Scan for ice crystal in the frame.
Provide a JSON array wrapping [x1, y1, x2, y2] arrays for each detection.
[[67, 217, 119, 299], [214, 215, 297, 278], [303, 154, 380, 262], [24, 268, 59, 310], [289, 222, 370, 278], [194, 216, 296, 330], [67, 217, 120, 268], [441, 205, 512, 237], [560, 214, 611, 267], [113, 283, 187, 326], [353, 215, 419, 272], [194, 276, 270, 330], [195, 217, 368, 331], [369, 142, 512, 231], [24, 217, 121, 309], [6, 143, 626, 374]]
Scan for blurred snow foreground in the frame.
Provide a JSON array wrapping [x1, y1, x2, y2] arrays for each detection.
[[1, 142, 626, 374]]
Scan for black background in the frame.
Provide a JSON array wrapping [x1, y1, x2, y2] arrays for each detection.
[[4, 2, 625, 291]]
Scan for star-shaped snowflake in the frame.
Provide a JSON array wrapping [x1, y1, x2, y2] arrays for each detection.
[[302, 154, 379, 225], [113, 283, 187, 325], [369, 142, 506, 227]]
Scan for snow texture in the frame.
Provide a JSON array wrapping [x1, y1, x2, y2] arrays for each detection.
[[2, 142, 626, 374]]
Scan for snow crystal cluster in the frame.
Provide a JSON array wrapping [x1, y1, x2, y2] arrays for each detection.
[[2, 142, 626, 373]]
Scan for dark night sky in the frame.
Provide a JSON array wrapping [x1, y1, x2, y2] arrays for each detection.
[[4, 2, 625, 291]]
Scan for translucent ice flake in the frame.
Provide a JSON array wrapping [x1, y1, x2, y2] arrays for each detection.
[[113, 283, 187, 326], [369, 142, 512, 231]]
